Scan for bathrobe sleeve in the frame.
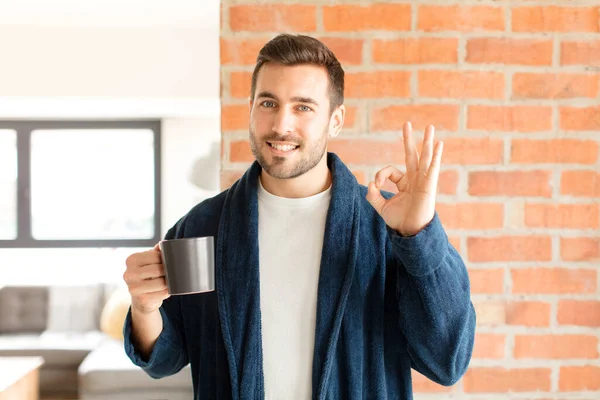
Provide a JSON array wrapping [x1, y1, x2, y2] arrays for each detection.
[[387, 212, 476, 386], [122, 221, 189, 378], [123, 296, 189, 378]]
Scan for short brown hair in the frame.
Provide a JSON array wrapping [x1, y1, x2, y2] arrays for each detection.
[[250, 34, 344, 113]]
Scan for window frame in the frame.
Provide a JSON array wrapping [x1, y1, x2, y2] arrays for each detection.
[[0, 120, 162, 248]]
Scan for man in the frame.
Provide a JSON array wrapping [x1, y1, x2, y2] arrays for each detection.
[[123, 33, 476, 399]]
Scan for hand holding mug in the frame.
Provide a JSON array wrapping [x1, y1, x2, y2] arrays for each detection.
[[123, 243, 170, 314]]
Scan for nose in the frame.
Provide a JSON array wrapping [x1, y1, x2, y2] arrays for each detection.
[[272, 107, 295, 135]]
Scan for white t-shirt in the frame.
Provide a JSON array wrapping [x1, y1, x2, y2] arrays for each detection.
[[258, 178, 332, 400]]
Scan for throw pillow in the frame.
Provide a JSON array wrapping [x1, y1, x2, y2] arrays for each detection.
[[99, 287, 131, 341]]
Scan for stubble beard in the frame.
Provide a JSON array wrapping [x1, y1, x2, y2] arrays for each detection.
[[249, 128, 328, 179]]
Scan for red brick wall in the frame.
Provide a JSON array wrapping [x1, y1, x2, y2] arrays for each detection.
[[220, 1, 600, 396]]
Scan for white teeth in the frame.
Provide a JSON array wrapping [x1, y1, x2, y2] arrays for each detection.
[[271, 143, 297, 152]]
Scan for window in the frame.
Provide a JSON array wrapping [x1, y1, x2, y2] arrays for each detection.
[[0, 121, 161, 248]]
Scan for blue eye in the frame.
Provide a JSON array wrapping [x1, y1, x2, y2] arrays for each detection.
[[261, 100, 276, 108], [298, 105, 312, 112]]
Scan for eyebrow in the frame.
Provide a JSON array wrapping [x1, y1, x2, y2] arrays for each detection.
[[256, 91, 320, 107]]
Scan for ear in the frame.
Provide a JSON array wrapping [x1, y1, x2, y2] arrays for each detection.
[[328, 105, 345, 138], [248, 96, 253, 112]]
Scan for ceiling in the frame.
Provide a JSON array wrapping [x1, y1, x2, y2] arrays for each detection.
[[0, 0, 219, 27]]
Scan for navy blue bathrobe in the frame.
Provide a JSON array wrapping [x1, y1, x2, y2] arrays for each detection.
[[124, 152, 476, 399]]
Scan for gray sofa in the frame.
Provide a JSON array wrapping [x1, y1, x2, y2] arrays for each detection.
[[0, 284, 192, 399], [79, 338, 192, 400]]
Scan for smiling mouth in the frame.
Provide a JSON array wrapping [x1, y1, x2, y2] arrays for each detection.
[[267, 142, 300, 152]]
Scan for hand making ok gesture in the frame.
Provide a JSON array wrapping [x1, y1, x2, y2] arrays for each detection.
[[366, 122, 443, 237]]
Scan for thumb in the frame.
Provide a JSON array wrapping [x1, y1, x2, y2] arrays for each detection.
[[153, 242, 161, 252], [366, 181, 387, 216]]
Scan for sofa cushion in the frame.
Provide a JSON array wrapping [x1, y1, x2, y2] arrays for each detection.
[[46, 284, 106, 332], [0, 331, 106, 366], [78, 339, 192, 393], [0, 284, 108, 334], [0, 286, 48, 333]]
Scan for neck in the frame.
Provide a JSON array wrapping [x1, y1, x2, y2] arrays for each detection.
[[259, 153, 331, 198]]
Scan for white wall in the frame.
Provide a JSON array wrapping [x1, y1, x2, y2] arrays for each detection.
[[0, 1, 222, 285], [0, 26, 218, 98], [161, 117, 221, 235]]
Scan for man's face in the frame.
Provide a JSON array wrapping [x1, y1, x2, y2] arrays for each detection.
[[249, 63, 339, 179]]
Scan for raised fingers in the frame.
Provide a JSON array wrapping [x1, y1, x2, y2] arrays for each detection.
[[402, 122, 419, 172], [425, 141, 444, 193], [418, 125, 435, 174]]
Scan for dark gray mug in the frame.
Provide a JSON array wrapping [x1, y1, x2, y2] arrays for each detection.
[[159, 236, 215, 295]]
